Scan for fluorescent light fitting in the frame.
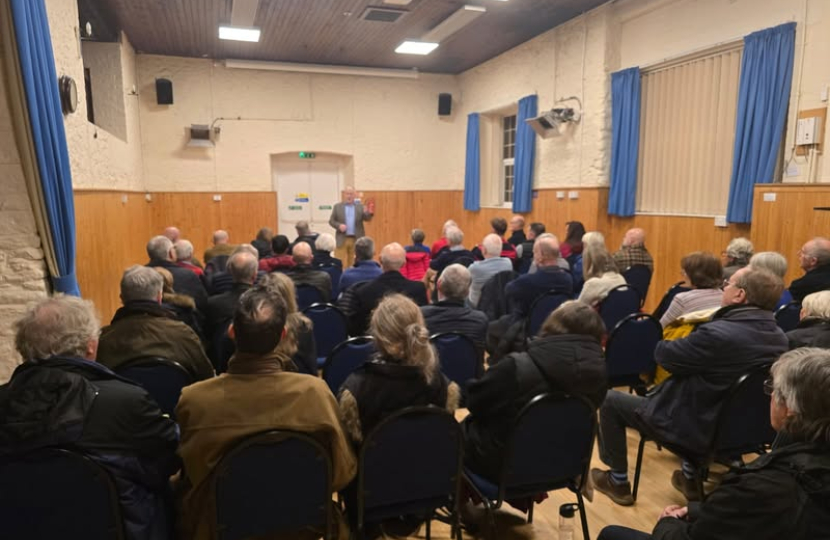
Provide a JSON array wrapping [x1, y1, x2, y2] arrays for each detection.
[[422, 5, 486, 43], [218, 26, 261, 42], [224, 59, 420, 79], [395, 40, 439, 55]]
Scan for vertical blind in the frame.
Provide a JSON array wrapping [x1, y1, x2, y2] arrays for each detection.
[[636, 45, 743, 216]]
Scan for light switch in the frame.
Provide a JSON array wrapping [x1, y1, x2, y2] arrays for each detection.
[[568, 191, 579, 200], [213, 194, 222, 202], [763, 193, 777, 202]]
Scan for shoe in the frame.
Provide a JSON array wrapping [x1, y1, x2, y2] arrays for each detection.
[[379, 516, 422, 538], [590, 468, 634, 506], [671, 470, 702, 501]]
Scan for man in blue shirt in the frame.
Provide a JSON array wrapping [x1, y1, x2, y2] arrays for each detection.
[[329, 186, 374, 268], [339, 237, 382, 295]]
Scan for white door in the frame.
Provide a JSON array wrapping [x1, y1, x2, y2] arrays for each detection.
[[274, 156, 343, 239]]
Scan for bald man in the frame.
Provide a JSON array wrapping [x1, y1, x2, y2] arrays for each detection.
[[613, 227, 654, 272], [348, 242, 428, 335], [505, 234, 574, 317], [507, 215, 526, 246], [329, 186, 374, 268], [288, 242, 332, 302], [789, 237, 830, 302], [204, 229, 236, 264]]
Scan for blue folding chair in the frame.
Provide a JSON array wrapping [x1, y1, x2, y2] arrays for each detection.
[[623, 265, 653, 307], [605, 313, 662, 394], [525, 291, 572, 338], [115, 356, 195, 419], [303, 303, 349, 369], [652, 281, 691, 321], [296, 284, 325, 310], [354, 407, 464, 540], [430, 332, 481, 389], [598, 284, 641, 333], [775, 301, 802, 333], [464, 393, 596, 540], [323, 336, 376, 394], [214, 431, 333, 540], [317, 264, 343, 299], [632, 364, 775, 501], [0, 448, 125, 540]]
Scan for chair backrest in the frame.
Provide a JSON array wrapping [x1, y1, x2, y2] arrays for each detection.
[[712, 364, 776, 456], [214, 431, 332, 540], [296, 284, 325, 310], [430, 332, 480, 388], [598, 284, 641, 332], [605, 313, 662, 383], [775, 301, 802, 333], [206, 254, 230, 275], [652, 281, 691, 321], [0, 448, 125, 540], [525, 291, 572, 338], [500, 394, 596, 495], [322, 336, 376, 394], [303, 303, 349, 359], [623, 265, 653, 306], [115, 356, 194, 418], [317, 265, 342, 299], [358, 407, 462, 518], [478, 270, 519, 321]]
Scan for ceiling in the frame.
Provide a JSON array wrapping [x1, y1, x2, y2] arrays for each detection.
[[81, 0, 608, 74]]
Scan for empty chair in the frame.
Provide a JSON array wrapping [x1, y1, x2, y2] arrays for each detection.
[[115, 356, 194, 418], [598, 284, 642, 332], [323, 336, 376, 394], [652, 281, 692, 321], [623, 265, 653, 306], [525, 291, 571, 338], [430, 332, 481, 389], [605, 313, 662, 394], [214, 431, 333, 540], [353, 407, 463, 540], [303, 303, 349, 369], [464, 393, 596, 540], [0, 448, 125, 540], [317, 264, 343, 300], [775, 301, 802, 333], [296, 284, 325, 310]]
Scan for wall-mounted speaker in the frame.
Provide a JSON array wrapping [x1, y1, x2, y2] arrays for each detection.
[[438, 93, 452, 116], [156, 78, 173, 105]]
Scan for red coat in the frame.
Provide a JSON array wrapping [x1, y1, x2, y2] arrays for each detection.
[[401, 251, 431, 282]]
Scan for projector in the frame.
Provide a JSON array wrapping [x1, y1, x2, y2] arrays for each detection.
[[526, 108, 582, 139]]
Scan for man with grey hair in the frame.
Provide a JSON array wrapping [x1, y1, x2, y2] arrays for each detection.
[[98, 265, 214, 381], [288, 242, 332, 301], [146, 235, 208, 313], [431, 219, 458, 256], [505, 234, 574, 318], [204, 229, 235, 264], [0, 295, 179, 540], [339, 236, 381, 292], [468, 234, 513, 308], [291, 220, 319, 253], [349, 242, 428, 335], [430, 226, 475, 276], [312, 232, 343, 269], [205, 243, 265, 295], [790, 236, 830, 302], [329, 186, 374, 267], [174, 239, 204, 278]]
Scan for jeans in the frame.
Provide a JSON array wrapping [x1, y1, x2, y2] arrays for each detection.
[[597, 390, 652, 472], [598, 525, 652, 540]]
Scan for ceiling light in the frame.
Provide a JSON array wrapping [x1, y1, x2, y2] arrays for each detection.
[[395, 40, 439, 55], [422, 5, 486, 43], [218, 26, 261, 42]]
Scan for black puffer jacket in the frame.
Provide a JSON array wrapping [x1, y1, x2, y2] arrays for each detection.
[[464, 334, 607, 479], [787, 317, 830, 349]]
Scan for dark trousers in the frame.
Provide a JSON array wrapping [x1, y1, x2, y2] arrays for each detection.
[[597, 390, 652, 472], [598, 525, 652, 540]]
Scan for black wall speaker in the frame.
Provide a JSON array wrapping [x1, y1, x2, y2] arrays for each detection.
[[438, 93, 452, 116], [156, 78, 173, 105]]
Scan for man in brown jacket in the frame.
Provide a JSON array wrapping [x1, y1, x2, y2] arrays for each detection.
[[175, 287, 356, 540]]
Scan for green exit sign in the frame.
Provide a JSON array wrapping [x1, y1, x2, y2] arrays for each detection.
[[298, 151, 316, 159]]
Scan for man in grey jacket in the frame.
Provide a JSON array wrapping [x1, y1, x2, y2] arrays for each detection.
[[329, 186, 373, 268]]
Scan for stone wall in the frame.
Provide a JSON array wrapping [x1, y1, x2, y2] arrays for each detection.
[[0, 40, 48, 383]]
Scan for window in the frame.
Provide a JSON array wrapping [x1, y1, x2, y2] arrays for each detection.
[[502, 114, 516, 204]]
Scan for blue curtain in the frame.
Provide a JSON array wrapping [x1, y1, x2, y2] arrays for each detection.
[[512, 95, 537, 213], [609, 67, 641, 217], [463, 113, 481, 211], [726, 22, 796, 223], [11, 0, 79, 294]]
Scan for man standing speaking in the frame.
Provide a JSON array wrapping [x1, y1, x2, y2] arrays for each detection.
[[329, 186, 374, 268]]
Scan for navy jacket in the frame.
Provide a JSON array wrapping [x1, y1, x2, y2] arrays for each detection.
[[350, 271, 428, 335], [505, 265, 574, 317], [430, 248, 475, 274], [789, 264, 830, 302], [339, 260, 382, 292]]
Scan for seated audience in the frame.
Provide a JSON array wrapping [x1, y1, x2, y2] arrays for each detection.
[[505, 234, 574, 318], [659, 252, 724, 327], [471, 217, 518, 262], [515, 221, 545, 273], [787, 290, 830, 349], [205, 251, 258, 366], [465, 301, 607, 480], [750, 251, 793, 309], [402, 228, 431, 281], [790, 237, 830, 302], [258, 234, 296, 272], [598, 347, 830, 540], [203, 229, 235, 265], [98, 266, 214, 381], [578, 244, 626, 307], [560, 220, 586, 259], [146, 235, 208, 313], [525, 232, 572, 275], [165, 226, 202, 267], [507, 214, 526, 246], [590, 267, 788, 506], [613, 227, 654, 272], [583, 230, 606, 250], [430, 219, 457, 257], [291, 220, 319, 253], [405, 228, 431, 254], [0, 296, 179, 540], [722, 237, 754, 280], [288, 241, 332, 302], [151, 266, 203, 340], [259, 273, 318, 375], [174, 240, 204, 277], [469, 234, 513, 308], [429, 226, 474, 275], [250, 226, 274, 259], [313, 232, 343, 269], [349, 242, 428, 336], [205, 243, 263, 295], [176, 288, 355, 540], [339, 236, 382, 293]]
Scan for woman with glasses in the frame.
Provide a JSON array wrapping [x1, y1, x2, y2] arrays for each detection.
[[659, 252, 724, 327]]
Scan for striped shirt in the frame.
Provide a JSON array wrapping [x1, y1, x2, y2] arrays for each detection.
[[659, 288, 724, 327]]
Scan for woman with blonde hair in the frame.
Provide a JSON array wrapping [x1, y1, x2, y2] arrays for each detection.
[[578, 244, 626, 306], [257, 272, 318, 375]]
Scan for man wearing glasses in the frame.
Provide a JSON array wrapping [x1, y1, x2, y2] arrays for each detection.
[[591, 266, 789, 506], [789, 237, 830, 302]]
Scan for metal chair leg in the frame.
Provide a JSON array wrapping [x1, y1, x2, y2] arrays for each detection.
[[632, 435, 647, 501], [425, 517, 431, 540], [576, 489, 590, 540], [527, 499, 534, 523]]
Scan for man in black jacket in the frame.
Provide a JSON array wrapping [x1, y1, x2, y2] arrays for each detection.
[[146, 234, 208, 313], [205, 251, 257, 367], [0, 296, 179, 540], [288, 241, 332, 302], [591, 267, 789, 506], [789, 236, 830, 302]]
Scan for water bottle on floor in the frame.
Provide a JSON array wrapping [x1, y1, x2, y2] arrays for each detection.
[[558, 503, 578, 540]]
